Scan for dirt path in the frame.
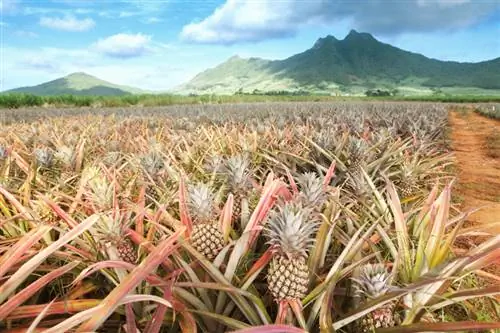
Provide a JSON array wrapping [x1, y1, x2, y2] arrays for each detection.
[[449, 110, 500, 234]]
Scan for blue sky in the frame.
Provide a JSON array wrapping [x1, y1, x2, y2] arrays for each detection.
[[1, 0, 499, 91]]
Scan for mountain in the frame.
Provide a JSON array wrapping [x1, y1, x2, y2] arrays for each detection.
[[4, 72, 146, 96], [174, 30, 500, 95]]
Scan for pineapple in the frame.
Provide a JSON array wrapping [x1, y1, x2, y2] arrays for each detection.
[[351, 264, 396, 332], [187, 183, 225, 260], [347, 138, 366, 179], [398, 165, 419, 198], [34, 147, 54, 168], [93, 215, 137, 264], [222, 155, 252, 221], [296, 172, 327, 214], [265, 203, 318, 302]]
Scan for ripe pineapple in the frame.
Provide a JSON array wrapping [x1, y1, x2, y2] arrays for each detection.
[[93, 215, 137, 264], [351, 264, 396, 332], [265, 203, 318, 302], [187, 183, 225, 260]]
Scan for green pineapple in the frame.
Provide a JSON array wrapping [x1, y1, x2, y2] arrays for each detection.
[[265, 203, 317, 302], [352, 264, 396, 332], [187, 183, 225, 260]]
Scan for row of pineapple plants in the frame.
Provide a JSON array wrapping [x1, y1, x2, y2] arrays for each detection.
[[0, 102, 498, 332], [474, 104, 500, 120]]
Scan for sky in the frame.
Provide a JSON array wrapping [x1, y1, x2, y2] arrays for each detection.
[[1, 0, 499, 91]]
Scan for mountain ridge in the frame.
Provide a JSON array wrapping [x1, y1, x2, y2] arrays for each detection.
[[174, 30, 500, 95], [4, 72, 147, 96]]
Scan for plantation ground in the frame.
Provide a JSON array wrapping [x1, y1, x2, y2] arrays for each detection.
[[450, 109, 500, 234]]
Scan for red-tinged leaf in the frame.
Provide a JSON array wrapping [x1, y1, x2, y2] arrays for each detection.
[[429, 285, 500, 311], [244, 179, 285, 251], [76, 228, 182, 332], [0, 262, 79, 320], [178, 301, 198, 333], [276, 301, 289, 325], [74, 137, 85, 173], [11, 151, 45, 186], [144, 287, 174, 333], [125, 303, 137, 333], [376, 321, 500, 333], [230, 325, 307, 333], [0, 214, 99, 304], [7, 300, 102, 320], [127, 229, 175, 272], [285, 168, 298, 195], [40, 195, 79, 228], [289, 299, 306, 329], [220, 193, 234, 243], [0, 226, 50, 279], [241, 248, 273, 286], [63, 243, 93, 261], [72, 260, 165, 287], [179, 177, 193, 236], [0, 184, 36, 221], [66, 282, 97, 300], [263, 171, 275, 189], [322, 160, 336, 187], [135, 185, 146, 237], [26, 300, 54, 333]]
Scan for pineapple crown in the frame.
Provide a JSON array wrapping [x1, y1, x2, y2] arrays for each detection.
[[265, 203, 318, 259], [351, 263, 392, 299], [54, 145, 74, 166], [34, 147, 54, 167], [92, 214, 130, 242], [224, 155, 251, 191], [0, 146, 8, 159], [296, 172, 326, 207], [141, 151, 164, 177], [204, 155, 224, 174], [187, 182, 216, 223]]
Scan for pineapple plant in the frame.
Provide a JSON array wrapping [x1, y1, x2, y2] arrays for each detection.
[[265, 203, 318, 302], [222, 155, 253, 223], [347, 138, 367, 179], [397, 154, 420, 199], [34, 147, 54, 168], [187, 182, 225, 260], [92, 214, 137, 264], [296, 172, 328, 214], [351, 263, 397, 332]]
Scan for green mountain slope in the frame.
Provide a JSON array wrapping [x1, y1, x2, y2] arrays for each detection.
[[174, 30, 500, 95], [5, 72, 146, 96]]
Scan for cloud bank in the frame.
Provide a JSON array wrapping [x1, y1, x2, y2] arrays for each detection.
[[181, 0, 499, 44], [92, 33, 153, 58], [39, 15, 95, 31]]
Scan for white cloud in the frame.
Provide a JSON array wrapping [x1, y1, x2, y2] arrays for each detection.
[[0, 0, 18, 14], [144, 17, 162, 24], [92, 33, 152, 58], [14, 30, 39, 38], [2, 45, 200, 92], [39, 15, 95, 32], [181, 0, 499, 44]]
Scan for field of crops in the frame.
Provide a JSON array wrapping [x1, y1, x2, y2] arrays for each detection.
[[475, 104, 500, 120], [0, 102, 499, 332]]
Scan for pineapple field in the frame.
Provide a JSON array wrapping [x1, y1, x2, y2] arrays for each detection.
[[0, 101, 499, 333]]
